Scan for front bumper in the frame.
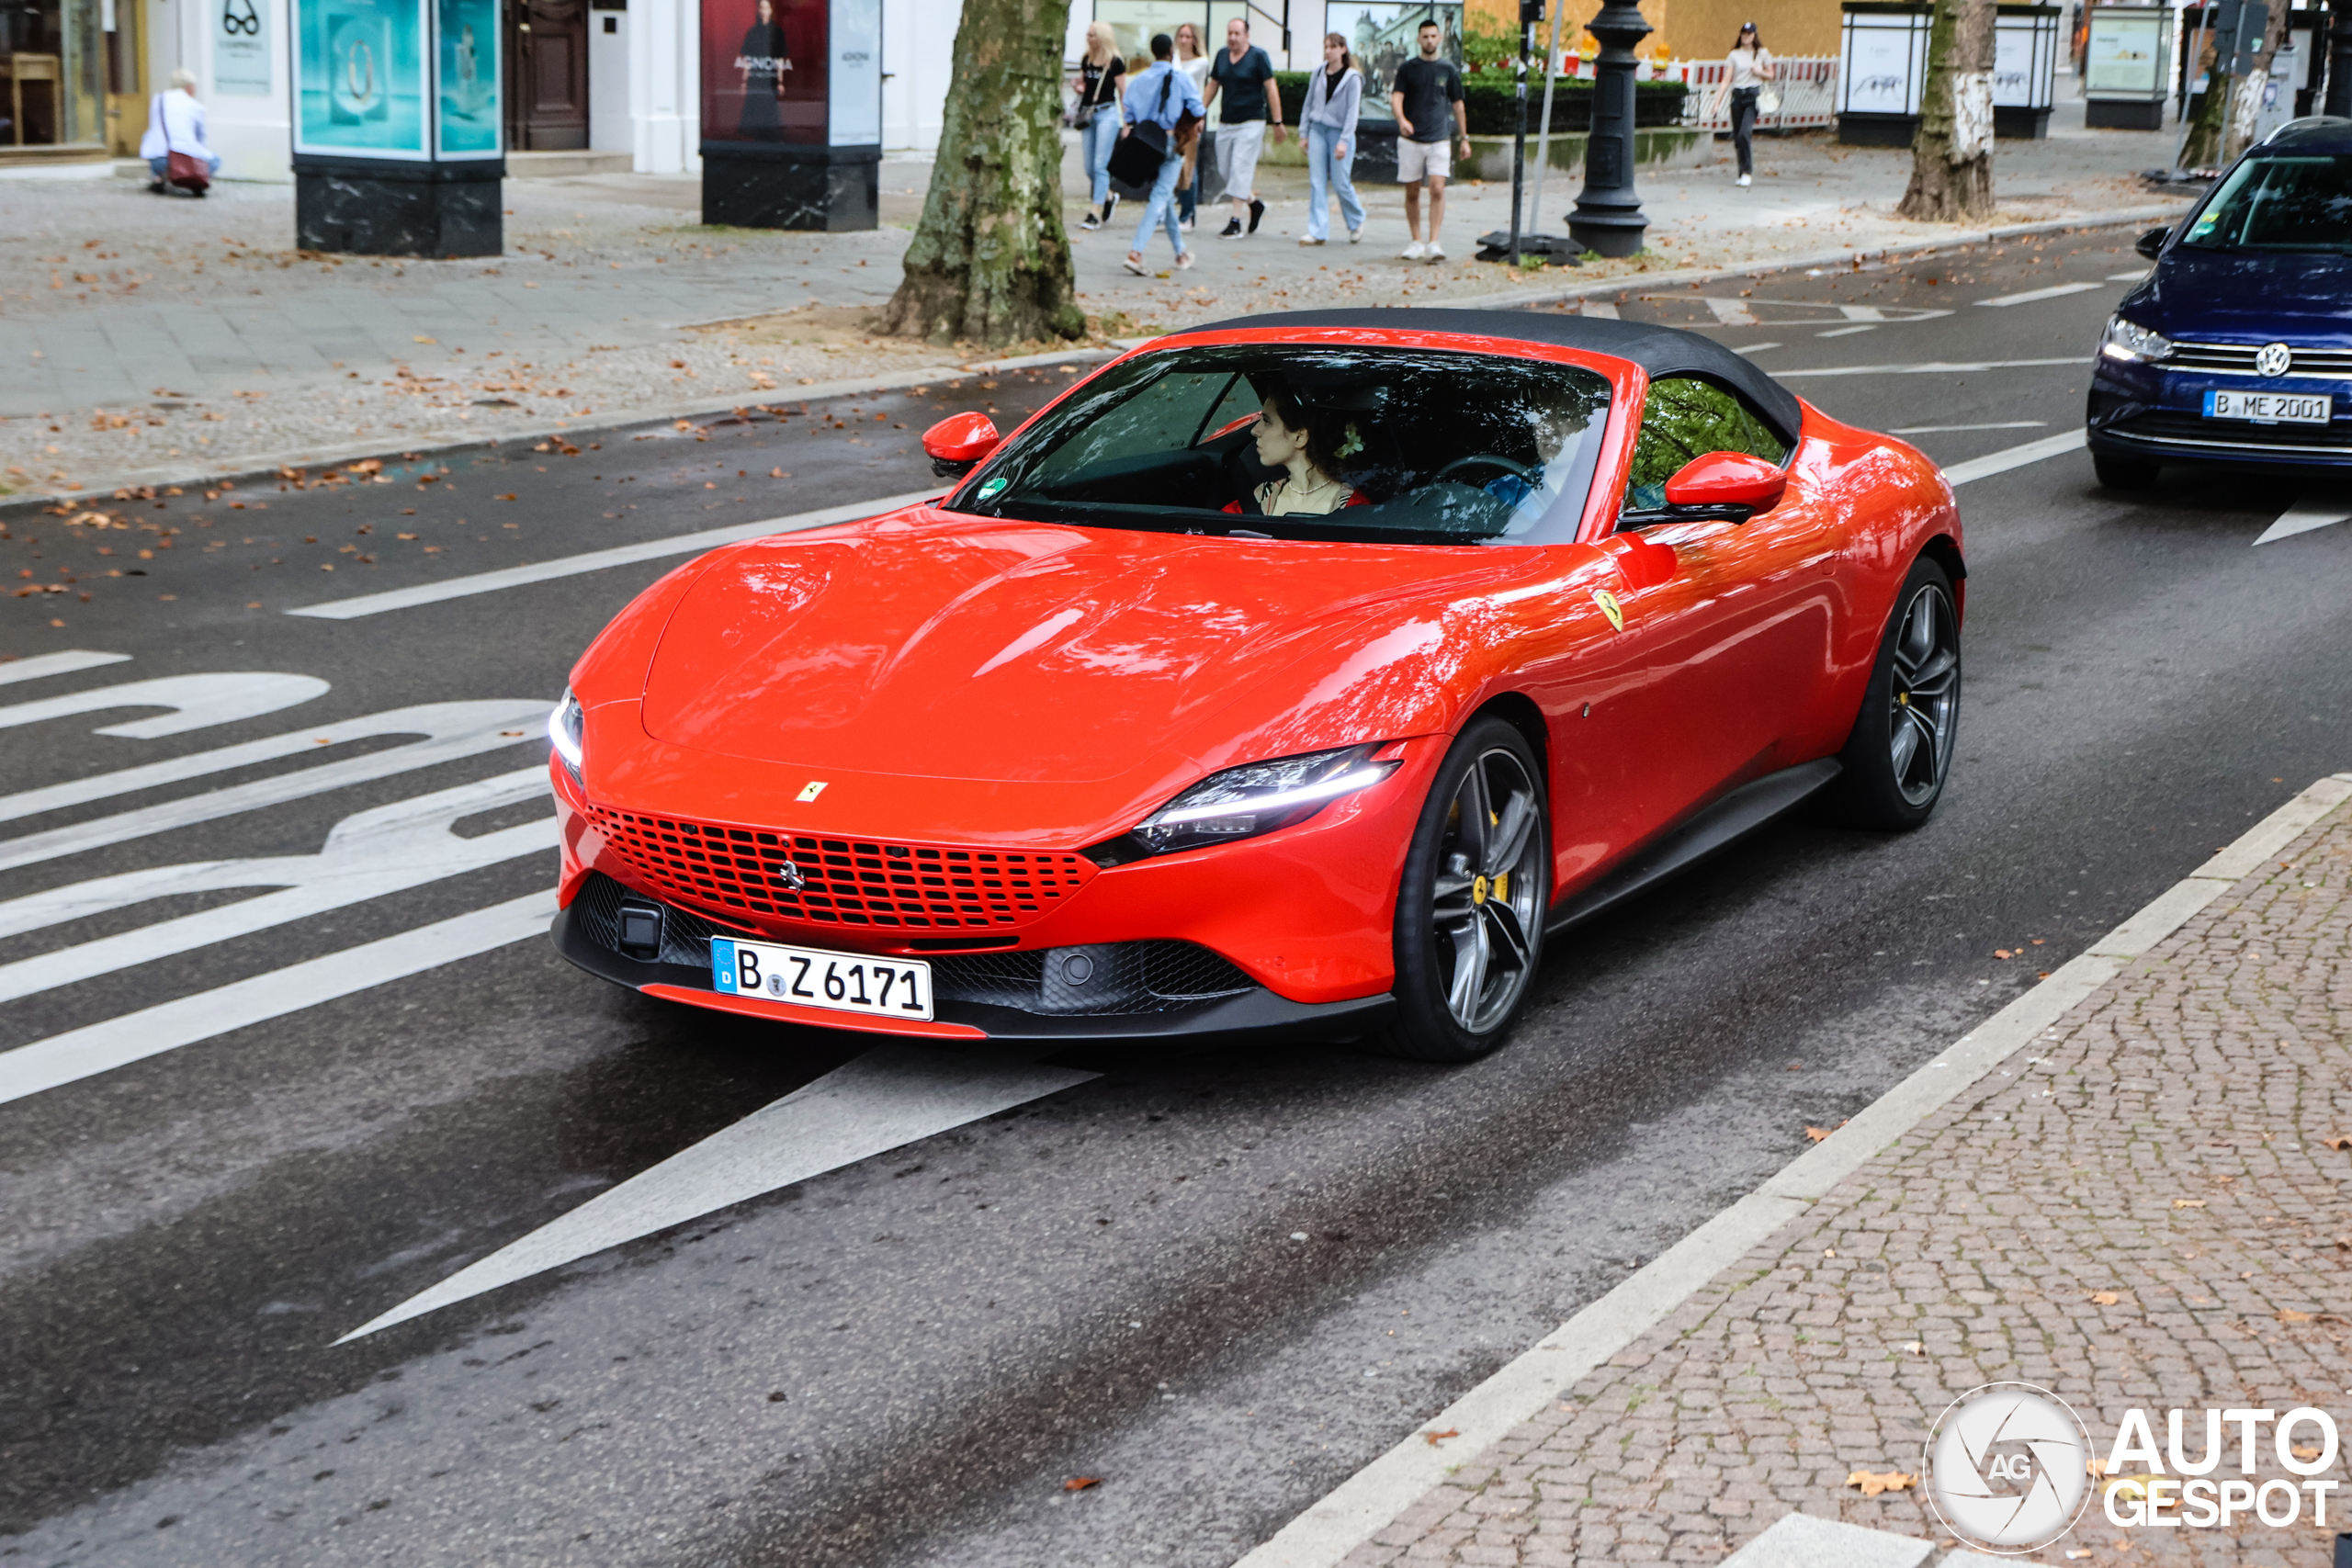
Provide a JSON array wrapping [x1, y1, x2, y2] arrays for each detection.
[[2087, 368, 2352, 468], [552, 873, 1395, 1043]]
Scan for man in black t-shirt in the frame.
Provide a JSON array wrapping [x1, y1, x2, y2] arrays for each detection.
[[1388, 20, 1470, 263], [1200, 17, 1286, 236]]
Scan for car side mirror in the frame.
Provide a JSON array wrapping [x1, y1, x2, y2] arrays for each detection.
[[1657, 450, 1787, 521], [2134, 225, 2169, 261], [922, 412, 1001, 479]]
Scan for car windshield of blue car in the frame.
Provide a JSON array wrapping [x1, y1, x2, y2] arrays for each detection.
[[944, 345, 1614, 546], [2183, 155, 2352, 253]]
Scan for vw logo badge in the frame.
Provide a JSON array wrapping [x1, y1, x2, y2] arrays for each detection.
[[772, 858, 806, 891], [2256, 342, 2293, 378], [1922, 1382, 2093, 1552]]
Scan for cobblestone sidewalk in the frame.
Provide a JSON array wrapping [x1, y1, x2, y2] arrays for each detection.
[[1345, 789, 2352, 1568]]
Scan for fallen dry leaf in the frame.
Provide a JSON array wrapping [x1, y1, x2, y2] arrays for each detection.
[[1847, 1470, 1916, 1497], [1805, 1126, 1833, 1143], [2324, 1136, 2352, 1151], [2278, 1309, 2312, 1323], [2090, 1291, 2120, 1305], [1063, 1476, 1100, 1492], [2173, 1199, 2207, 1209], [2294, 1445, 2324, 1461], [1995, 949, 2013, 959], [1422, 1428, 1460, 1447]]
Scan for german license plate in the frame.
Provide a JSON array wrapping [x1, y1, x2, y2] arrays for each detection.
[[710, 937, 933, 1021], [2204, 389, 2332, 424]]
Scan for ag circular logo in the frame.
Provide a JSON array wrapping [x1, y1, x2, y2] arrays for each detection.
[[1922, 1382, 2092, 1553], [2256, 342, 2293, 378]]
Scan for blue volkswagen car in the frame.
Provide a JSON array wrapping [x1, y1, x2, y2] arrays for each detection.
[[2086, 118, 2352, 489]]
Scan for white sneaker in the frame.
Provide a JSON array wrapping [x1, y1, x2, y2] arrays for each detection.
[[1348, 227, 1363, 243], [1401, 241, 1426, 260], [1736, 174, 1751, 186], [1425, 240, 1445, 262]]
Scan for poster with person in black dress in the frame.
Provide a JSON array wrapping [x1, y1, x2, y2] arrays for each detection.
[[702, 0, 821, 143]]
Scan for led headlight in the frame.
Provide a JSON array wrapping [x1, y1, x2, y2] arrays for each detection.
[[1089, 744, 1401, 863], [2099, 316, 2173, 365], [548, 688, 585, 779]]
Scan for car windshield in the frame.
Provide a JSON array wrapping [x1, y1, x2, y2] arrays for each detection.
[[945, 344, 1614, 546], [2182, 154, 2352, 253]]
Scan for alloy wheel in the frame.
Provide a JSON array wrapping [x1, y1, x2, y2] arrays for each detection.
[[1430, 748, 1545, 1033], [1888, 582, 1959, 806]]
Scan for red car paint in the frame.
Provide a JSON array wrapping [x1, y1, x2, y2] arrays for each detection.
[[554, 322, 1962, 1029]]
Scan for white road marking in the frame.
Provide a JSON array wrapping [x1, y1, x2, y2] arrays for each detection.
[[335, 1045, 1100, 1341], [1888, 421, 2049, 434], [1974, 281, 2105, 307], [1837, 305, 1887, 322], [0, 650, 130, 688], [1578, 300, 1619, 319], [1776, 356, 2080, 379], [1941, 429, 2086, 486], [0, 770, 553, 1006], [2107, 270, 2149, 282], [2254, 496, 2352, 545], [0, 889, 558, 1107], [1733, 341, 1784, 355], [286, 488, 942, 620], [1703, 298, 1759, 326], [1815, 324, 1878, 338], [0, 700, 548, 872], [0, 672, 327, 739]]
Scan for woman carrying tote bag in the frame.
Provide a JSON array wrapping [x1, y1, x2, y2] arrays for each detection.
[[1070, 23, 1127, 230]]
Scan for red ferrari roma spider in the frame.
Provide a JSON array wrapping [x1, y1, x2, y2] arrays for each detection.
[[549, 310, 1963, 1060]]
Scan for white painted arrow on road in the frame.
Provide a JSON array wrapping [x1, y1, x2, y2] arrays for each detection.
[[2255, 496, 2352, 546], [335, 1045, 1100, 1342]]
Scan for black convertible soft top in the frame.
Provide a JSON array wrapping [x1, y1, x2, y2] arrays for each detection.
[[1177, 307, 1805, 447]]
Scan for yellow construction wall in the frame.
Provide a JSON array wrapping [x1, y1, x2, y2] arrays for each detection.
[[1467, 0, 1841, 62]]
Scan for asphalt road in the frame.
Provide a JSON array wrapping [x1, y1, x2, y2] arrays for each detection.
[[4, 223, 2348, 1568]]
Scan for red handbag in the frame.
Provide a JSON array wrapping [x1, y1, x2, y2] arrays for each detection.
[[166, 149, 209, 194]]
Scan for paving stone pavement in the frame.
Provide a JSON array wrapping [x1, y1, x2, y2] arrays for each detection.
[[0, 96, 2186, 495], [1338, 793, 2352, 1568]]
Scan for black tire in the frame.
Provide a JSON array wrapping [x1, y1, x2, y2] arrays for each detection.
[[1375, 716, 1551, 1063], [1823, 556, 1961, 832], [2092, 451, 2159, 491]]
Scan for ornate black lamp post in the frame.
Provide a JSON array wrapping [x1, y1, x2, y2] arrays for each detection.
[[1567, 0, 1651, 258]]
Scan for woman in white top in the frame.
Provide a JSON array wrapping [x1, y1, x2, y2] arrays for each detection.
[[139, 67, 220, 196], [1173, 20, 1211, 231], [1726, 23, 1775, 187]]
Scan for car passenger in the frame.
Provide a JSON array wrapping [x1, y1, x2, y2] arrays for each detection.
[[1232, 386, 1366, 515]]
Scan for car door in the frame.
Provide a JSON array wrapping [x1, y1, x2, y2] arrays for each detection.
[[1562, 375, 1844, 859]]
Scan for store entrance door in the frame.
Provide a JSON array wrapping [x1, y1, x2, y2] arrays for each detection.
[[508, 0, 588, 150]]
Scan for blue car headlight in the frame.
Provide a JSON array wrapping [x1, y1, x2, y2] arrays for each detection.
[[2099, 316, 2173, 365], [548, 688, 585, 780], [1088, 743, 1402, 863]]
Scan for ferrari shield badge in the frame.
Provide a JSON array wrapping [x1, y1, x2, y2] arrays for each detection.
[[1590, 588, 1625, 633], [797, 781, 829, 803]]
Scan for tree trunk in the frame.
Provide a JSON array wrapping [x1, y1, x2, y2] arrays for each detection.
[[874, 0, 1083, 347], [2180, 34, 2231, 168], [1895, 0, 1996, 222]]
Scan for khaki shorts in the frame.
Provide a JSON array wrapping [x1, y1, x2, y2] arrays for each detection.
[[1397, 136, 1453, 183]]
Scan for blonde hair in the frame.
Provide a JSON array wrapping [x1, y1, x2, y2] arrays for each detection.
[[1174, 20, 1203, 58], [1084, 20, 1116, 64], [169, 66, 198, 89]]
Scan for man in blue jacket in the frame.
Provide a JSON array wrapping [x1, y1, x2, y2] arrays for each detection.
[[1122, 32, 1207, 275]]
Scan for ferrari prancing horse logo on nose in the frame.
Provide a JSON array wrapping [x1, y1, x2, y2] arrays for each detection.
[[1591, 588, 1625, 633], [797, 781, 828, 803]]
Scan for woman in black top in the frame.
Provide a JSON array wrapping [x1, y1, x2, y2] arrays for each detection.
[[1072, 21, 1126, 229], [734, 0, 791, 139]]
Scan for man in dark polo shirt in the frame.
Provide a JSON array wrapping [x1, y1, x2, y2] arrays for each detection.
[[1388, 19, 1470, 262], [1200, 16, 1286, 236]]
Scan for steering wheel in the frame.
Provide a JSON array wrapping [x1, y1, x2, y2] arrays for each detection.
[[1433, 454, 1543, 490]]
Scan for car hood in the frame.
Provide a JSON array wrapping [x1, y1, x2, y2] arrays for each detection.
[[638, 508, 1552, 789], [2134, 246, 2352, 344]]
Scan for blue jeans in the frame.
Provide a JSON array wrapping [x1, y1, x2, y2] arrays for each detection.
[[1305, 123, 1363, 241], [1082, 110, 1120, 207], [1130, 144, 1185, 257]]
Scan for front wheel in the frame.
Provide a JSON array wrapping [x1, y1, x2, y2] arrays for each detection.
[[1823, 556, 1961, 831], [1376, 716, 1551, 1063]]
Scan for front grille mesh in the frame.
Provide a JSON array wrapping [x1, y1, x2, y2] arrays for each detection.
[[2167, 341, 2352, 377], [571, 872, 1254, 1018], [586, 803, 1092, 930], [2111, 410, 2352, 450]]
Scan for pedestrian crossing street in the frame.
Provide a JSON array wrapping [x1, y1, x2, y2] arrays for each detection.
[[0, 652, 558, 1107]]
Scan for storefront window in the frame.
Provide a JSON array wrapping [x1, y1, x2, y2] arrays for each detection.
[[2, 0, 107, 147], [1093, 0, 1247, 68]]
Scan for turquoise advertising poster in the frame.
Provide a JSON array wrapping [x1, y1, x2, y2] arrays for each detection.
[[435, 0, 501, 156], [295, 0, 429, 157]]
